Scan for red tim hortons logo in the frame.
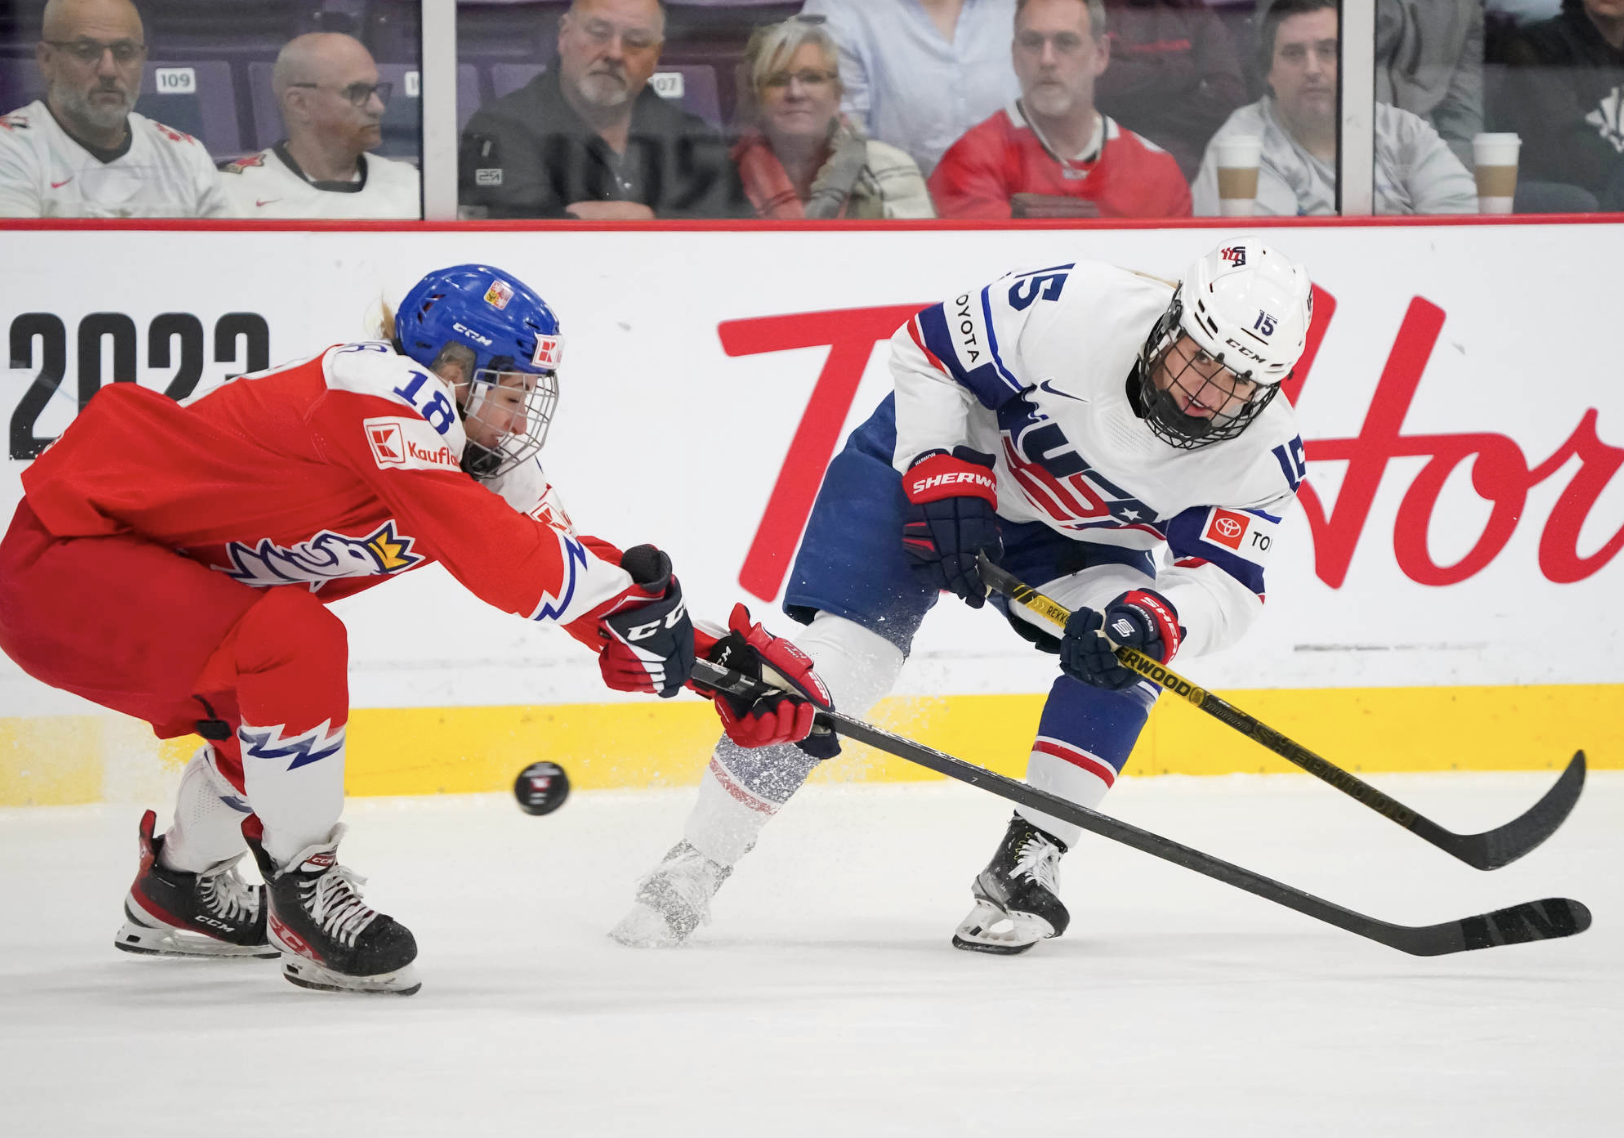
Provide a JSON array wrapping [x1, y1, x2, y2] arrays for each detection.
[[1205, 507, 1251, 550]]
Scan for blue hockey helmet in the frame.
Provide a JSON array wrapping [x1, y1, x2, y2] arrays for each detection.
[[394, 264, 565, 478]]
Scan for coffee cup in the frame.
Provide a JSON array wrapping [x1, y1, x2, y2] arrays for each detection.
[[1214, 136, 1263, 217], [1472, 132, 1520, 215]]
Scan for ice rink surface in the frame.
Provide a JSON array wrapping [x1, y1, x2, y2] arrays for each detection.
[[1, 771, 1618, 1137]]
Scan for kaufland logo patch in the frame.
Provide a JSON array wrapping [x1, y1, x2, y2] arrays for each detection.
[[364, 416, 461, 472], [1204, 507, 1250, 550], [366, 421, 405, 466], [532, 334, 562, 369], [484, 279, 514, 309]]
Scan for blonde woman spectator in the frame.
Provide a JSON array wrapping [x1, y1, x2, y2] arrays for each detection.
[[731, 16, 934, 219]]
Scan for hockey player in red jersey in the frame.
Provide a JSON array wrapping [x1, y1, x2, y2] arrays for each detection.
[[0, 263, 829, 995]]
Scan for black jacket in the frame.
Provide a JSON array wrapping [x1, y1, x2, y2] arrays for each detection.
[[459, 63, 749, 219], [1493, 0, 1624, 194]]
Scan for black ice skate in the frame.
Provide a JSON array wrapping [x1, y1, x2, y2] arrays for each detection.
[[609, 841, 733, 948], [246, 823, 420, 995], [115, 809, 277, 959], [952, 813, 1070, 955]]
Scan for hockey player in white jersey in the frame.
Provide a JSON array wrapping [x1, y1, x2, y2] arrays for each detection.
[[612, 237, 1314, 954]]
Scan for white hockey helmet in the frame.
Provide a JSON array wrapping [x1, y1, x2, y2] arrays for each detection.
[[1137, 238, 1313, 448]]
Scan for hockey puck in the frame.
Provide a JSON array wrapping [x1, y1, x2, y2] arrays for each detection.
[[513, 761, 571, 815]]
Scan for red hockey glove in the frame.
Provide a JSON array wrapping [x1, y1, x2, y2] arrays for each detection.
[[597, 545, 696, 699], [901, 448, 1002, 609], [1059, 589, 1183, 691], [700, 604, 837, 755]]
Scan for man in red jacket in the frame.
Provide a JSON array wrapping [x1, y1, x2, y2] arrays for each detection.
[[929, 0, 1192, 218], [0, 263, 827, 996]]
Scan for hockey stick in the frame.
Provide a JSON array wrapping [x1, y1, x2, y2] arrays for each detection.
[[691, 658, 1589, 956], [975, 553, 1586, 872]]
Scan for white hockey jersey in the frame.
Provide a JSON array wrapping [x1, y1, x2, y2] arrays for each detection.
[[892, 260, 1308, 655], [218, 143, 421, 219], [0, 100, 233, 218]]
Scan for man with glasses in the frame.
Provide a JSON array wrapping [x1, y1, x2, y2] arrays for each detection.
[[928, 0, 1192, 218], [0, 0, 230, 217], [220, 33, 420, 219], [459, 0, 747, 219]]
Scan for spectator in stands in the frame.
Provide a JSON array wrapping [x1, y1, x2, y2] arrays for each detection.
[[1492, 0, 1624, 210], [219, 33, 419, 219], [1374, 0, 1484, 168], [1094, 0, 1247, 180], [0, 0, 230, 217], [798, 0, 1020, 176], [929, 0, 1192, 218], [730, 16, 933, 218], [458, 0, 747, 219], [1193, 0, 1477, 215]]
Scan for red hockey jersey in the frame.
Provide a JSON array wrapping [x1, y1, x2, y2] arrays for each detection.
[[927, 104, 1192, 220], [21, 342, 636, 640]]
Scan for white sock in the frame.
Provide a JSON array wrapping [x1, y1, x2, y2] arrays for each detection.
[[160, 745, 252, 873], [238, 720, 348, 867], [683, 613, 904, 867], [1017, 744, 1116, 850]]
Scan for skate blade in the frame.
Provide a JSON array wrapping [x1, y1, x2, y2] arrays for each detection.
[[114, 921, 280, 959], [609, 903, 689, 949], [951, 901, 1053, 956], [279, 956, 421, 996]]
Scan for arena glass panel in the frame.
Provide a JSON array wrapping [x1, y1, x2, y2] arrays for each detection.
[[0, 0, 425, 220]]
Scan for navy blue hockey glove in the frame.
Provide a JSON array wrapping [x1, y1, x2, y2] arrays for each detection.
[[901, 447, 1002, 609], [1059, 590, 1184, 691], [598, 545, 696, 699]]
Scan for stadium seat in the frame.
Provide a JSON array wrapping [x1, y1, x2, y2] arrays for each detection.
[[485, 61, 722, 131], [247, 60, 481, 157]]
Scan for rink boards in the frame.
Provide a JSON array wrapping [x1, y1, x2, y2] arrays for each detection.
[[0, 220, 1620, 803]]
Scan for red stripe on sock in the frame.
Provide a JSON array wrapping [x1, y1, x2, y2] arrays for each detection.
[[1031, 739, 1117, 788]]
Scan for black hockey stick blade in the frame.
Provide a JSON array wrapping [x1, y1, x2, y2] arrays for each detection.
[[1411, 751, 1586, 871], [690, 659, 1591, 957], [974, 553, 1587, 871]]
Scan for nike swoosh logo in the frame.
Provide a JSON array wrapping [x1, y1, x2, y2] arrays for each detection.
[[255, 198, 281, 207], [50, 176, 73, 188], [1038, 378, 1088, 402]]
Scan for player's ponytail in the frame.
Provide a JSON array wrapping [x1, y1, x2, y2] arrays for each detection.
[[372, 299, 399, 346]]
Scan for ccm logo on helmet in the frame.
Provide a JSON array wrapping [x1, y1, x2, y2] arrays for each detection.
[[453, 322, 493, 347], [1224, 337, 1267, 362]]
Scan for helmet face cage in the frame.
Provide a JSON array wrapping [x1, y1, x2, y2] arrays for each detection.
[[1136, 288, 1279, 450], [459, 363, 559, 479]]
